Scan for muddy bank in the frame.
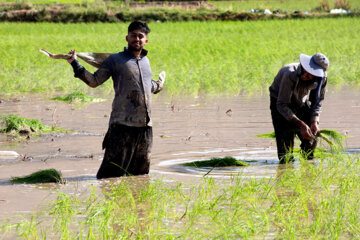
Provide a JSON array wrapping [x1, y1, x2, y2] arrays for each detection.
[[0, 88, 359, 218]]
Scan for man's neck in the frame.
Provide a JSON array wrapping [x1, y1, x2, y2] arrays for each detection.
[[128, 46, 142, 58]]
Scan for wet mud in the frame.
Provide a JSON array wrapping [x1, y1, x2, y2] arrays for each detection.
[[0, 88, 359, 218]]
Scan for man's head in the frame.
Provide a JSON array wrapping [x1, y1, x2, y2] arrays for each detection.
[[126, 21, 150, 52], [299, 53, 329, 81]]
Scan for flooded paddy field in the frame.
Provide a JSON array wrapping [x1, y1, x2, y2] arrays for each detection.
[[0, 88, 359, 223]]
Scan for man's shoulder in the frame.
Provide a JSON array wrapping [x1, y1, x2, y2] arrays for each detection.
[[282, 63, 300, 72]]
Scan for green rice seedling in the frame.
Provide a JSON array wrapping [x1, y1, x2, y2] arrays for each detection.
[[10, 168, 65, 184], [0, 114, 65, 135], [183, 156, 248, 167], [0, 114, 51, 133], [1, 18, 360, 96], [50, 90, 106, 103], [2, 151, 360, 238], [256, 129, 347, 151]]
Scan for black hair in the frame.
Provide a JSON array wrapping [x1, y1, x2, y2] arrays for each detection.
[[128, 20, 150, 35]]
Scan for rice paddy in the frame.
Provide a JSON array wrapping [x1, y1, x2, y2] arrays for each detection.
[[0, 18, 360, 96], [1, 151, 360, 239], [0, 2, 359, 238]]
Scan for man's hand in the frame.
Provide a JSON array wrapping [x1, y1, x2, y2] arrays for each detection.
[[67, 49, 77, 64], [291, 117, 314, 141], [299, 123, 314, 141], [310, 121, 320, 136]]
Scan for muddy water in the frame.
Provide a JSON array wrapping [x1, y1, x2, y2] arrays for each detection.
[[0, 88, 359, 218]]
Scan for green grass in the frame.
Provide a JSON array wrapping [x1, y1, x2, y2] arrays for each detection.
[[183, 156, 248, 167], [0, 18, 360, 95], [1, 19, 360, 96], [1, 152, 360, 238], [50, 90, 106, 103], [0, 114, 65, 135], [10, 168, 64, 184]]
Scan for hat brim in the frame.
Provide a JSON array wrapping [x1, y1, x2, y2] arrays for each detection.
[[299, 54, 324, 78]]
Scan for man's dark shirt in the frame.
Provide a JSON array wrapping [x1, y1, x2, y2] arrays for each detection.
[[269, 63, 327, 123], [71, 47, 161, 127]]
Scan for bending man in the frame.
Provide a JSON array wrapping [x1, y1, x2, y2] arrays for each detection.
[[269, 53, 329, 163], [67, 20, 165, 178]]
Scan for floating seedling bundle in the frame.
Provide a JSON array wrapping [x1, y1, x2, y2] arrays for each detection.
[[10, 168, 65, 184], [183, 156, 248, 167], [50, 91, 106, 103], [256, 129, 347, 152]]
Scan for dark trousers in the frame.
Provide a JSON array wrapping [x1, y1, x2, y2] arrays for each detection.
[[96, 124, 153, 179], [270, 97, 317, 163]]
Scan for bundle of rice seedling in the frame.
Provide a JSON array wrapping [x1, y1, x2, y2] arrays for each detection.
[[50, 91, 106, 103], [10, 168, 65, 184], [256, 129, 347, 151], [183, 156, 248, 167], [0, 114, 51, 133]]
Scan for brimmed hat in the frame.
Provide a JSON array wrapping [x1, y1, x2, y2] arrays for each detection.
[[299, 53, 329, 78]]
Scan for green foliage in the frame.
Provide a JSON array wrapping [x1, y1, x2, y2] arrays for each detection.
[[256, 129, 347, 151], [2, 152, 360, 238], [0, 114, 65, 135], [183, 156, 248, 167], [50, 90, 106, 103], [256, 132, 276, 138], [1, 19, 360, 96], [1, 114, 51, 133], [10, 168, 64, 184]]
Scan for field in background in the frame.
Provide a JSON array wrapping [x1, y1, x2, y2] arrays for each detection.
[[0, 18, 359, 96], [212, 0, 359, 12]]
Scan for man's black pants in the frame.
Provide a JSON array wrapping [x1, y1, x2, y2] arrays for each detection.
[[96, 124, 153, 179], [270, 97, 317, 163]]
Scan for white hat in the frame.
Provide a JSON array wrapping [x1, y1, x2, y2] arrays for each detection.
[[299, 53, 329, 78]]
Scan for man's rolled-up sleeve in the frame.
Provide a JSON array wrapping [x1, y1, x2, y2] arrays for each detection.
[[71, 58, 112, 88]]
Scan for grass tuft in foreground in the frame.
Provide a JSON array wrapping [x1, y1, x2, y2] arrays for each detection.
[[10, 168, 65, 184], [50, 91, 106, 103], [0, 114, 65, 135], [2, 151, 360, 239], [183, 156, 248, 167]]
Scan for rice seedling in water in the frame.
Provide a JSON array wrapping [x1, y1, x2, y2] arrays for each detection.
[[10, 168, 65, 184], [0, 114, 65, 135], [50, 91, 106, 103], [256, 129, 347, 151], [2, 151, 360, 239], [183, 156, 248, 167], [1, 18, 360, 95]]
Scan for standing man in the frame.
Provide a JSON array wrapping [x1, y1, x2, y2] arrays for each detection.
[[67, 20, 165, 178], [269, 53, 329, 163]]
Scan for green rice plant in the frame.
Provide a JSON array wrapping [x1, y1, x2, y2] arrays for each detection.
[[183, 156, 248, 167], [1, 114, 51, 133], [2, 151, 360, 239], [1, 18, 360, 96], [50, 90, 106, 103], [0, 114, 65, 135], [256, 129, 347, 151], [10, 168, 65, 184]]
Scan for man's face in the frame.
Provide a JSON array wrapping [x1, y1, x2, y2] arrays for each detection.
[[126, 29, 148, 51], [300, 69, 315, 81]]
